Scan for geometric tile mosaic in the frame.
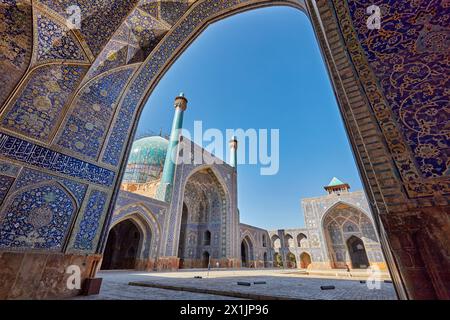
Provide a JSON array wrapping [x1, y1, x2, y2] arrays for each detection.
[[0, 160, 21, 178], [1, 64, 87, 141], [56, 67, 134, 159], [127, 8, 169, 58], [84, 41, 129, 81], [139, 0, 159, 19], [0, 168, 89, 251], [160, 0, 190, 25], [38, 0, 139, 56], [347, 0, 449, 179], [0, 0, 33, 107], [102, 0, 249, 167], [12, 168, 88, 205], [35, 12, 88, 63]]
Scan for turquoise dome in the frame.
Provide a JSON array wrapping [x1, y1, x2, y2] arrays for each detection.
[[123, 136, 168, 183]]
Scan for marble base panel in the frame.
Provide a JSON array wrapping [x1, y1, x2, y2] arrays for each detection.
[[308, 261, 388, 271], [179, 258, 242, 269], [0, 251, 102, 300], [155, 256, 180, 271]]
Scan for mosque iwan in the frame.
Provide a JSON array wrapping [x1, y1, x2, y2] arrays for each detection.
[[109, 94, 387, 274]]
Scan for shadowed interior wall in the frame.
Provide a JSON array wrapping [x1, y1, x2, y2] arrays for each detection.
[[101, 219, 142, 270]]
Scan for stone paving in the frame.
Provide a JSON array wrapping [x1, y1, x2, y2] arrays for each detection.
[[73, 276, 241, 300], [73, 269, 397, 300]]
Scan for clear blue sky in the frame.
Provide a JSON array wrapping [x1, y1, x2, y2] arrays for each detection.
[[136, 6, 363, 230]]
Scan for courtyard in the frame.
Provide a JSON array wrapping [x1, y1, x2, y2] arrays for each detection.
[[73, 269, 396, 300]]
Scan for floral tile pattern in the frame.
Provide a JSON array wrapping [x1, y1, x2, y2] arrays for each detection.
[[0, 0, 448, 261], [0, 182, 77, 250], [1, 64, 87, 141], [56, 67, 134, 159], [35, 12, 87, 63], [72, 189, 108, 252], [347, 0, 449, 178]]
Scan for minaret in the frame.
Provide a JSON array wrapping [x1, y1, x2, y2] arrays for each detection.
[[229, 136, 238, 169], [156, 93, 188, 202], [324, 177, 350, 195]]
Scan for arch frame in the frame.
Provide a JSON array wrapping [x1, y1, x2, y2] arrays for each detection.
[[241, 234, 255, 267], [285, 251, 297, 269], [96, 0, 413, 295], [109, 214, 147, 262], [346, 235, 370, 269], [320, 200, 376, 231], [164, 161, 233, 260], [271, 234, 281, 249], [101, 218, 143, 270], [321, 200, 381, 270], [284, 233, 295, 248], [3, 0, 448, 299], [297, 233, 308, 248], [111, 202, 162, 263]]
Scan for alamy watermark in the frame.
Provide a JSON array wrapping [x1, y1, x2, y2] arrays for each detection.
[[66, 5, 82, 30], [66, 265, 81, 290], [366, 5, 381, 30], [366, 265, 383, 290], [171, 121, 280, 176]]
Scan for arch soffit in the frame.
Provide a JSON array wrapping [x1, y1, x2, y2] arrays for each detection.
[[321, 201, 374, 228], [241, 231, 256, 248], [112, 202, 161, 236]]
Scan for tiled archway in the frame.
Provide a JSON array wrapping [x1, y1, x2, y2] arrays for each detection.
[[0, 0, 448, 299]]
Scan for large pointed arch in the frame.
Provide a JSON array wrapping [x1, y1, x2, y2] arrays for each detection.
[[322, 201, 380, 269], [176, 165, 231, 268], [112, 202, 162, 257]]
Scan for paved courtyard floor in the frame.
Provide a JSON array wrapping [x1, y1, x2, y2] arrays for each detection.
[[73, 269, 396, 300]]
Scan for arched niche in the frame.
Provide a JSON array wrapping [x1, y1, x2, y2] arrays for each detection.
[[297, 233, 308, 248], [178, 168, 229, 267], [271, 235, 281, 249], [241, 235, 254, 268], [300, 252, 312, 269], [322, 202, 378, 269]]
